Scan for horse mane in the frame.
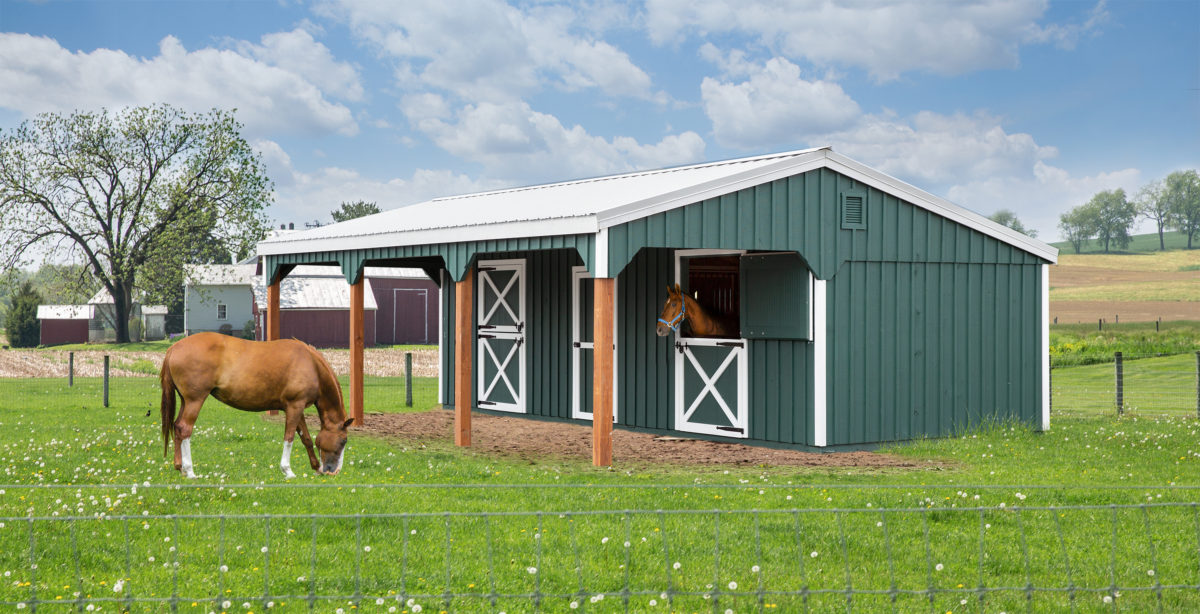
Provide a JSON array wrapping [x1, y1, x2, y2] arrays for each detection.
[[301, 343, 345, 420]]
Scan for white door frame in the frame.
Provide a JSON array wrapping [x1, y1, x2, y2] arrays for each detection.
[[672, 248, 748, 437], [571, 266, 618, 421], [477, 259, 527, 413], [393, 287, 429, 344]]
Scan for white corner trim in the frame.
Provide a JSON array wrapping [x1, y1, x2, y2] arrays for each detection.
[[594, 228, 609, 278], [812, 278, 828, 447], [1041, 264, 1050, 431], [437, 268, 445, 406]]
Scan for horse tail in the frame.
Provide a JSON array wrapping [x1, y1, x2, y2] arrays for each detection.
[[160, 350, 177, 459]]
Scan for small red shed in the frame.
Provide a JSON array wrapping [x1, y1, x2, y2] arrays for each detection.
[[37, 305, 92, 346]]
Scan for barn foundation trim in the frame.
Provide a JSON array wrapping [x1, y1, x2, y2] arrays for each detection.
[[454, 268, 475, 447]]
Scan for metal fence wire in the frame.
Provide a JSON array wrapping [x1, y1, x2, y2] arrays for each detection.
[[1052, 352, 1200, 417], [3, 501, 1199, 613]]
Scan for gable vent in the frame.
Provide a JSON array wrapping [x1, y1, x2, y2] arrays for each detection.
[[841, 192, 866, 230]]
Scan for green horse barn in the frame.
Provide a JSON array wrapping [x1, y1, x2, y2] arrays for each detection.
[[257, 147, 1058, 464]]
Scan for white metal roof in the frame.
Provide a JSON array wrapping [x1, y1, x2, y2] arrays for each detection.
[[185, 264, 258, 286], [258, 147, 1057, 263], [251, 275, 379, 311], [37, 305, 93, 320], [141, 305, 169, 316]]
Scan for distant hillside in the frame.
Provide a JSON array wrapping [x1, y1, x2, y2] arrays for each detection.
[[1050, 249, 1200, 323], [1049, 230, 1198, 254]]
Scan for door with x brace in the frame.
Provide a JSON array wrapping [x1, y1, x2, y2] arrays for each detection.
[[674, 338, 748, 438], [476, 260, 526, 413]]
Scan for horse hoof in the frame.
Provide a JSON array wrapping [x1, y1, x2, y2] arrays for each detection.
[[283, 469, 296, 479]]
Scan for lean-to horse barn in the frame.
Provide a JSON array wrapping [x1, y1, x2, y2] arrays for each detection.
[[257, 147, 1057, 460]]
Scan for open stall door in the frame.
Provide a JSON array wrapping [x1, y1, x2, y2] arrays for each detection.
[[477, 260, 526, 413]]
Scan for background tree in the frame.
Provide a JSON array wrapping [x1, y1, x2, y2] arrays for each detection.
[[331, 200, 381, 223], [1085, 189, 1137, 253], [1058, 206, 1095, 254], [6, 281, 42, 348], [1136, 179, 1170, 250], [1164, 170, 1200, 249], [988, 209, 1038, 237], [0, 105, 272, 342]]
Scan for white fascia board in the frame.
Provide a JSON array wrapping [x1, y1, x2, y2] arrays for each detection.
[[596, 150, 830, 229], [823, 152, 1059, 263], [257, 216, 599, 257]]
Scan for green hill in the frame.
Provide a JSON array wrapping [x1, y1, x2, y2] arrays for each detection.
[[1049, 229, 1199, 254]]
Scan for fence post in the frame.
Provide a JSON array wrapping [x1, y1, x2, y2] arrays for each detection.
[[1114, 351, 1123, 415], [103, 355, 110, 408], [405, 350, 415, 407], [1099, 318, 1103, 331], [68, 352, 74, 387]]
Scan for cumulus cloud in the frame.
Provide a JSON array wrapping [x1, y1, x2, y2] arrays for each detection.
[[317, 0, 661, 102], [0, 32, 358, 137], [254, 139, 502, 223], [645, 0, 1108, 80], [231, 28, 363, 101], [699, 51, 861, 148], [406, 100, 706, 182]]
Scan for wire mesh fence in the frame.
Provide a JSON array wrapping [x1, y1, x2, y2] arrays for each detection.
[[1052, 352, 1200, 417], [2, 497, 1198, 613]]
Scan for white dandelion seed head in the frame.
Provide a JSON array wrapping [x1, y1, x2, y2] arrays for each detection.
[[260, 546, 268, 553], [363, 546, 371, 552], [728, 581, 737, 589], [1103, 595, 1113, 603], [411, 604, 422, 613], [527, 566, 537, 574], [935, 563, 944, 571], [810, 551, 819, 558], [751, 565, 760, 573], [673, 561, 681, 569]]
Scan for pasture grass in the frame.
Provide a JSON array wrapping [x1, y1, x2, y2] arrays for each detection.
[[1050, 321, 1200, 367], [0, 377, 1198, 613]]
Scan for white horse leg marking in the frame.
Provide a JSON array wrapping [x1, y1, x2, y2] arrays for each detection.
[[180, 437, 196, 479], [280, 440, 295, 479]]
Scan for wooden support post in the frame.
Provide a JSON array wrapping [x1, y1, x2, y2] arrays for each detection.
[[267, 277, 281, 416], [592, 277, 615, 467], [454, 268, 475, 447], [350, 277, 365, 428], [1114, 351, 1124, 415]]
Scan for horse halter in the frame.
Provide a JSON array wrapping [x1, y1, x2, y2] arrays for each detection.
[[658, 296, 686, 333]]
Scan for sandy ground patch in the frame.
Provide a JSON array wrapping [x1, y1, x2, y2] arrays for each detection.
[[350, 409, 929, 469], [1051, 301, 1200, 324]]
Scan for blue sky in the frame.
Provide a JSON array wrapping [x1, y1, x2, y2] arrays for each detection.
[[1, 0, 1196, 241]]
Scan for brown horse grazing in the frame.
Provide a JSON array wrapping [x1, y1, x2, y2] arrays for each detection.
[[657, 284, 738, 338], [160, 332, 353, 479]]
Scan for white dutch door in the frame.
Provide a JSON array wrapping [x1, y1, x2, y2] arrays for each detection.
[[476, 260, 527, 413], [673, 250, 748, 438]]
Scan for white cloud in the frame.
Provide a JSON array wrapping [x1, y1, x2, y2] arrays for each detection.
[[0, 33, 358, 137], [407, 100, 706, 182], [699, 52, 861, 148], [317, 0, 661, 102], [947, 161, 1142, 241], [823, 111, 1057, 186], [254, 139, 501, 223], [232, 28, 363, 101], [645, 0, 1108, 80]]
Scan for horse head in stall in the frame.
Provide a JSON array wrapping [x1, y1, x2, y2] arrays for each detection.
[[160, 332, 354, 479], [657, 283, 738, 338]]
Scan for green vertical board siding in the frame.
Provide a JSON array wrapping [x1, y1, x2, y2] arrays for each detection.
[[825, 261, 1041, 445], [265, 233, 594, 284], [747, 339, 812, 444], [606, 169, 1045, 281], [616, 248, 676, 431]]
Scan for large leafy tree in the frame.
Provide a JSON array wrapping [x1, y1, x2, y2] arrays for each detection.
[[331, 200, 380, 223], [1084, 189, 1137, 253], [7, 281, 41, 348], [1058, 206, 1095, 254], [0, 105, 272, 342], [1164, 170, 1200, 249], [1136, 179, 1170, 251], [988, 209, 1038, 237]]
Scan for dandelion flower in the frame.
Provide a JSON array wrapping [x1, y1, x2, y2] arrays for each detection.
[[1103, 596, 1113, 604], [673, 561, 681, 570], [527, 566, 537, 574], [751, 565, 760, 573], [810, 551, 819, 558], [728, 581, 737, 590], [935, 563, 944, 571]]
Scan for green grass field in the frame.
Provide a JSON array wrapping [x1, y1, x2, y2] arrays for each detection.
[[1051, 321, 1200, 367], [1050, 229, 1200, 254], [0, 375, 1198, 613]]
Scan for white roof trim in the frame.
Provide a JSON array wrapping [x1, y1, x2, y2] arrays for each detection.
[[257, 147, 1056, 263]]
